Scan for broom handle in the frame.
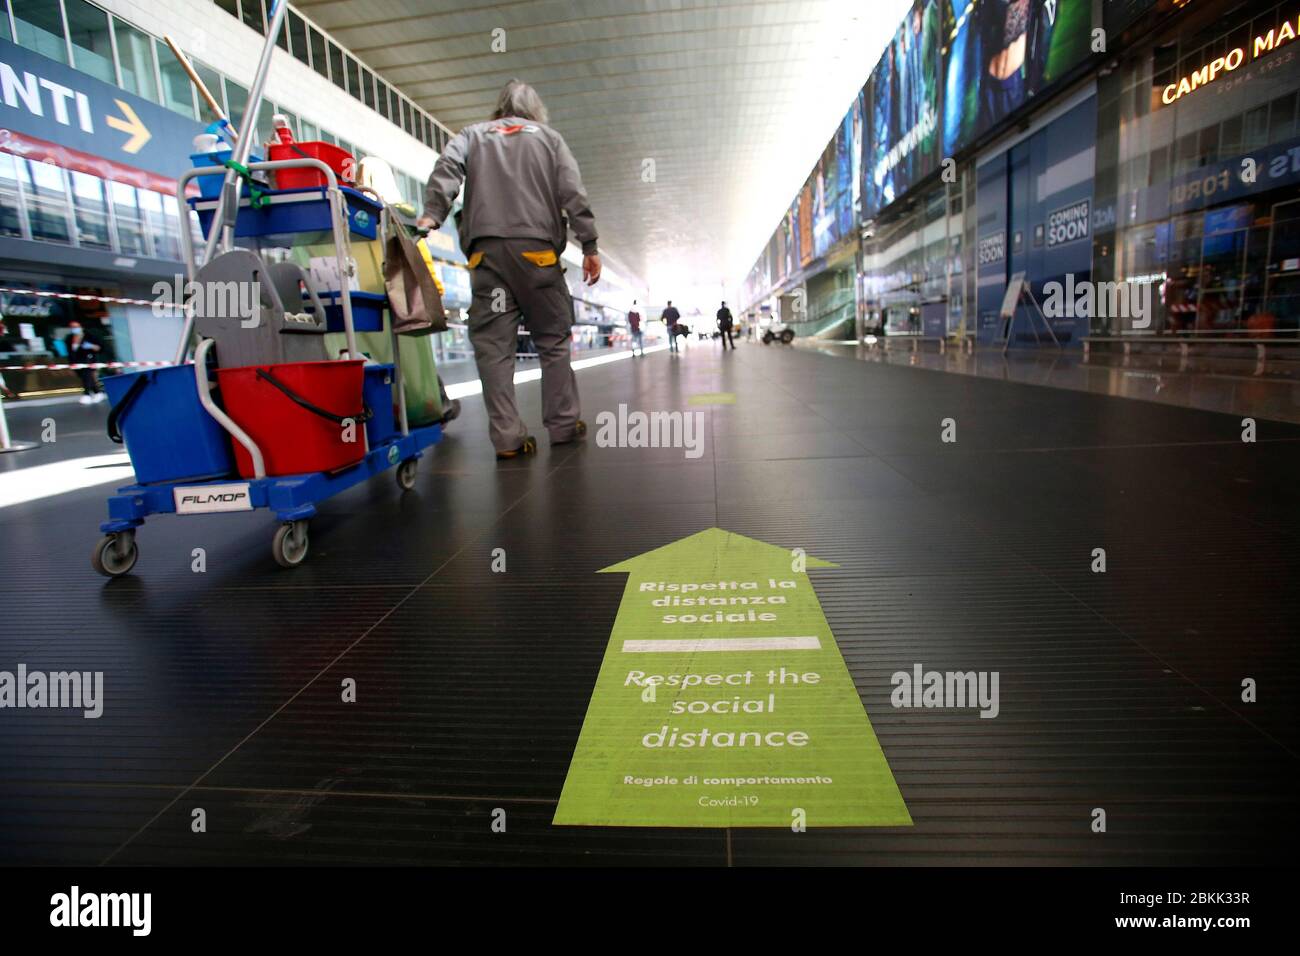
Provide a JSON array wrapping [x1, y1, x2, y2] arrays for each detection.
[[162, 35, 240, 142]]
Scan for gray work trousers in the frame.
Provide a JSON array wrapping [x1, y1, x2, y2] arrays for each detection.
[[467, 237, 581, 451]]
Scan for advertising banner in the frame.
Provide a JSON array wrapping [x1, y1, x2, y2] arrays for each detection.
[[798, 181, 814, 266], [942, 0, 1093, 158], [863, 0, 942, 218]]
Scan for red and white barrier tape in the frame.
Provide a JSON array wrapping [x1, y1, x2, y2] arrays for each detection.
[[0, 286, 185, 311], [1, 360, 176, 371]]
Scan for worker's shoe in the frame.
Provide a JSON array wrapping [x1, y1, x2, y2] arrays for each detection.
[[438, 398, 462, 425], [496, 436, 537, 460], [552, 420, 587, 446]]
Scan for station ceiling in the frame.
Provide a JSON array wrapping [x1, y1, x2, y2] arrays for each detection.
[[294, 0, 908, 294]]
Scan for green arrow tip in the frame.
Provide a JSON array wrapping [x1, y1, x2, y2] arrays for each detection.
[[598, 527, 838, 573]]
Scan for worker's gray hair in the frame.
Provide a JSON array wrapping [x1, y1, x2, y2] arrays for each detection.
[[492, 80, 548, 124]]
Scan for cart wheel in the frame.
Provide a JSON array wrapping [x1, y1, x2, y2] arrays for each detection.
[[396, 458, 418, 491], [780, 329, 795, 344], [272, 520, 309, 568], [92, 531, 138, 578]]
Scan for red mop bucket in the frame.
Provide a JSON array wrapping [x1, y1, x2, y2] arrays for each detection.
[[267, 141, 356, 189], [215, 360, 369, 477]]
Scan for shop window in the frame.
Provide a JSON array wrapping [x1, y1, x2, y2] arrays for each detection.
[[240, 0, 265, 35], [288, 10, 309, 68], [21, 159, 72, 244], [328, 42, 345, 92], [11, 0, 67, 63], [1218, 115, 1242, 157], [346, 57, 362, 104], [1198, 125, 1220, 167], [359, 68, 375, 110], [138, 190, 181, 261], [192, 59, 225, 121], [253, 99, 275, 143], [64, 0, 114, 84], [1267, 92, 1297, 144], [309, 27, 329, 81], [225, 79, 248, 132], [1242, 104, 1270, 151], [109, 181, 149, 256], [113, 19, 158, 103], [69, 170, 111, 250], [159, 52, 197, 119], [0, 153, 23, 238]]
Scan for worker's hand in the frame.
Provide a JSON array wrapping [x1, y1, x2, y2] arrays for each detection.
[[583, 253, 601, 286], [415, 215, 437, 233]]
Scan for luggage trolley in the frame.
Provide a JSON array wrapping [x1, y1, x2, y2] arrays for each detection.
[[91, 2, 443, 576]]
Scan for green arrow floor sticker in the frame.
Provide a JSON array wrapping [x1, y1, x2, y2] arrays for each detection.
[[554, 528, 911, 828]]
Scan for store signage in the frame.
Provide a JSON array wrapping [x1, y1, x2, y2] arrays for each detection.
[[978, 231, 1005, 266], [1047, 199, 1091, 247], [1160, 12, 1300, 104], [553, 529, 911, 828], [0, 38, 200, 178]]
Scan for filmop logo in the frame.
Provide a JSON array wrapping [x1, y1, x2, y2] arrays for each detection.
[[50, 886, 151, 936], [0, 665, 103, 718]]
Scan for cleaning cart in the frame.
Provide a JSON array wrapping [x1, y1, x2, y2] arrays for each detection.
[[91, 0, 444, 576]]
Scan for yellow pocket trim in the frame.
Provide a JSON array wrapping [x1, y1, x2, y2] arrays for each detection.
[[521, 249, 557, 267], [467, 251, 484, 269]]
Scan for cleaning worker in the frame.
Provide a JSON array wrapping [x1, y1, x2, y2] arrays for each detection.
[[417, 79, 600, 460]]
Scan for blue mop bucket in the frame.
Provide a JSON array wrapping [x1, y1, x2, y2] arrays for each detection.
[[103, 365, 234, 485], [362, 364, 397, 447]]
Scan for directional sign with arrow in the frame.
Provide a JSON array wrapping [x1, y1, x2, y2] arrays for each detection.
[[554, 528, 911, 828], [1, 38, 198, 179], [105, 99, 151, 154]]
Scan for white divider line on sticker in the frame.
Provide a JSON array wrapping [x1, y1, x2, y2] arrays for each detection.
[[621, 636, 821, 653]]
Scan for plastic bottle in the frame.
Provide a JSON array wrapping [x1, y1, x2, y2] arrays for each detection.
[[272, 114, 295, 145]]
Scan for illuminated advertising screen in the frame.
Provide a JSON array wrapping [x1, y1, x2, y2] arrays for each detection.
[[942, 0, 1094, 158], [798, 182, 815, 265], [863, 0, 942, 218], [813, 141, 837, 258]]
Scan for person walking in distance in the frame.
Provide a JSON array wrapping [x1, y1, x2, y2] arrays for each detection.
[[65, 322, 106, 403], [661, 300, 681, 353], [627, 300, 644, 357], [417, 79, 600, 460], [716, 301, 736, 350]]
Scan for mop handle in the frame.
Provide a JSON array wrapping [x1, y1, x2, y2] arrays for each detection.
[[162, 35, 239, 142]]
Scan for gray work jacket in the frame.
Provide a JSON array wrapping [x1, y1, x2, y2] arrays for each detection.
[[422, 116, 598, 257]]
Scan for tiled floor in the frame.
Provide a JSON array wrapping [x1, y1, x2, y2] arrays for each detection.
[[1, 341, 1295, 864]]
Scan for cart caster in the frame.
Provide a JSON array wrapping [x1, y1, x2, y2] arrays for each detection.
[[396, 458, 418, 491], [92, 531, 138, 578], [272, 520, 309, 568]]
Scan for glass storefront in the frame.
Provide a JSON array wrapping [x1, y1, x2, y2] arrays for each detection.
[[0, 152, 198, 258], [1094, 0, 1300, 337], [861, 180, 966, 338]]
